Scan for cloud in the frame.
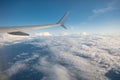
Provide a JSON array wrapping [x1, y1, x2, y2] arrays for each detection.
[[34, 32, 52, 36], [24, 53, 40, 62], [35, 57, 71, 80], [93, 5, 114, 14], [81, 32, 88, 36], [0, 33, 120, 80], [90, 0, 119, 18], [62, 32, 69, 36], [0, 34, 29, 46], [6, 62, 26, 77], [31, 33, 119, 80]]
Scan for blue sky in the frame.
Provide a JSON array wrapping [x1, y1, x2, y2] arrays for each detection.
[[0, 0, 120, 34]]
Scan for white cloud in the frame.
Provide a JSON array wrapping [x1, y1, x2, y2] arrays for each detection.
[[91, 0, 119, 18], [34, 32, 52, 36], [0, 34, 29, 46], [62, 32, 69, 36], [6, 62, 26, 77], [81, 32, 88, 36], [35, 57, 71, 80], [93, 5, 114, 14], [0, 33, 120, 80], [24, 53, 40, 62], [31, 33, 119, 80]]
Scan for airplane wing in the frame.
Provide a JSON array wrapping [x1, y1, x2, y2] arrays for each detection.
[[0, 12, 69, 36]]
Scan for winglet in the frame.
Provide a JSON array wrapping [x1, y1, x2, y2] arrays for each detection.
[[57, 12, 69, 29]]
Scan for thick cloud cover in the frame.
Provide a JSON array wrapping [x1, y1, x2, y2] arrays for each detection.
[[0, 33, 120, 80]]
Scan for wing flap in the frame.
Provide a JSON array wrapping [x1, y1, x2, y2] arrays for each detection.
[[8, 31, 29, 36]]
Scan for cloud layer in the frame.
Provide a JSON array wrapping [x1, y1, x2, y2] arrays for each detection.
[[0, 33, 120, 80]]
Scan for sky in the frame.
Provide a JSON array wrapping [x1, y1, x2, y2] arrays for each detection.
[[0, 0, 120, 35]]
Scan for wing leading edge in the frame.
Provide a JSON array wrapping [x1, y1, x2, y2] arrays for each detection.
[[0, 12, 69, 36]]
